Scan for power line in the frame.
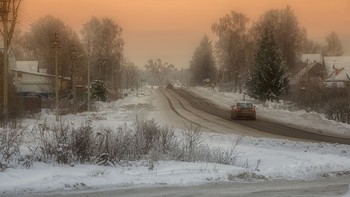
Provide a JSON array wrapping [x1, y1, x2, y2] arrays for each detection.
[[18, 12, 33, 25], [19, 10, 36, 23]]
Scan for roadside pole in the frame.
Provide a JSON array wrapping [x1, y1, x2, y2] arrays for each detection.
[[51, 32, 60, 121]]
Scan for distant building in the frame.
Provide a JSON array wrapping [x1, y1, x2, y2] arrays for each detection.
[[324, 56, 350, 88], [292, 55, 350, 88], [291, 54, 326, 86], [12, 61, 71, 97], [300, 54, 323, 64]]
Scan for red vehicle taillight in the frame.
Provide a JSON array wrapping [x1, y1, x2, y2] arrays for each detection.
[[250, 108, 256, 112], [234, 108, 241, 112]]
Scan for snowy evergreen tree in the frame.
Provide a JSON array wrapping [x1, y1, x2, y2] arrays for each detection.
[[91, 80, 110, 102], [246, 27, 289, 101], [189, 35, 217, 86]]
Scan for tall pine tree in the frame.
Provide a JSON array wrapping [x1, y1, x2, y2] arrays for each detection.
[[189, 35, 217, 86], [246, 27, 289, 101]]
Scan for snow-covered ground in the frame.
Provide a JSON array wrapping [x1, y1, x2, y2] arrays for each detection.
[[1, 87, 350, 196]]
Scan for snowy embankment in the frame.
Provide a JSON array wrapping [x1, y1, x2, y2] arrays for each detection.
[[1, 87, 350, 196]]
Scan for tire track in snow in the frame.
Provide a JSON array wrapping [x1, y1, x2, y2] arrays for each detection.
[[159, 88, 217, 132], [173, 88, 350, 145]]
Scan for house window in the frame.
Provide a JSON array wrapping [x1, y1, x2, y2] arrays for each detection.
[[17, 73, 22, 78]]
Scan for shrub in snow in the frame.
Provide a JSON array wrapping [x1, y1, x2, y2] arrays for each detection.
[[23, 117, 242, 168], [131, 116, 177, 161], [287, 82, 350, 124], [91, 80, 110, 102], [205, 137, 242, 165], [181, 124, 203, 162], [33, 120, 74, 165], [324, 97, 350, 124], [0, 121, 24, 171], [228, 171, 267, 181], [71, 120, 94, 163]]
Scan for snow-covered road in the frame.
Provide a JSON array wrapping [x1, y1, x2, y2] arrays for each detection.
[[14, 175, 350, 197], [166, 88, 350, 144]]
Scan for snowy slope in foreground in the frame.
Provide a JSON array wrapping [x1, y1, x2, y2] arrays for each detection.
[[1, 87, 350, 196]]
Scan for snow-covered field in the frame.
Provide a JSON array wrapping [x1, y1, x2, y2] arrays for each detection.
[[1, 87, 350, 196]]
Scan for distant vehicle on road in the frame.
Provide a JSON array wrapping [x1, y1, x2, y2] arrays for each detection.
[[167, 83, 174, 89], [231, 101, 256, 120]]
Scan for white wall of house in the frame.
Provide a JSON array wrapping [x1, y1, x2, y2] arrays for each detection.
[[14, 71, 52, 94]]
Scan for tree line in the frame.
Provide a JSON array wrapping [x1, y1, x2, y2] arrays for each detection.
[[12, 15, 141, 90], [1, 12, 142, 118], [189, 6, 344, 101]]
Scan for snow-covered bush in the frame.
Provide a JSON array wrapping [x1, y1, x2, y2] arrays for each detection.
[[130, 117, 177, 161], [288, 83, 350, 124], [71, 120, 94, 163], [91, 80, 110, 102], [34, 121, 73, 164], [181, 124, 203, 162], [324, 97, 350, 124], [0, 121, 24, 171], [24, 118, 242, 168]]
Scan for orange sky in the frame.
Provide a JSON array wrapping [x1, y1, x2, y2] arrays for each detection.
[[19, 0, 350, 68]]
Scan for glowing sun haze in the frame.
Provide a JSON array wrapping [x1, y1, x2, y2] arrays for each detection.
[[20, 0, 350, 68]]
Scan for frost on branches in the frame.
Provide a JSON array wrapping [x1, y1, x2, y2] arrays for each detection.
[[246, 27, 289, 101]]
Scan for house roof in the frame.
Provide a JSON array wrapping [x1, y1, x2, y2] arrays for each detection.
[[324, 56, 350, 73], [290, 62, 320, 85], [326, 69, 350, 82], [324, 56, 350, 82], [11, 68, 71, 80], [300, 54, 323, 64]]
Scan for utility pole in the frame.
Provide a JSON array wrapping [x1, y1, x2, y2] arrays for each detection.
[[1, 0, 10, 120], [51, 32, 60, 121], [70, 44, 77, 114], [87, 41, 91, 111]]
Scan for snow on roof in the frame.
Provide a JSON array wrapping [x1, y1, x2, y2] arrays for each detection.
[[11, 68, 71, 80], [300, 54, 323, 64], [290, 63, 320, 85], [324, 56, 350, 82], [324, 56, 350, 73], [326, 69, 350, 82]]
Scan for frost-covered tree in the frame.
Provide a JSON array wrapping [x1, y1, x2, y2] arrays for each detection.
[[121, 60, 139, 89], [81, 17, 124, 82], [189, 35, 217, 86], [322, 31, 344, 56], [144, 58, 175, 86], [91, 80, 110, 102], [252, 6, 304, 72], [212, 11, 251, 91], [246, 27, 289, 101], [18, 15, 81, 76]]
